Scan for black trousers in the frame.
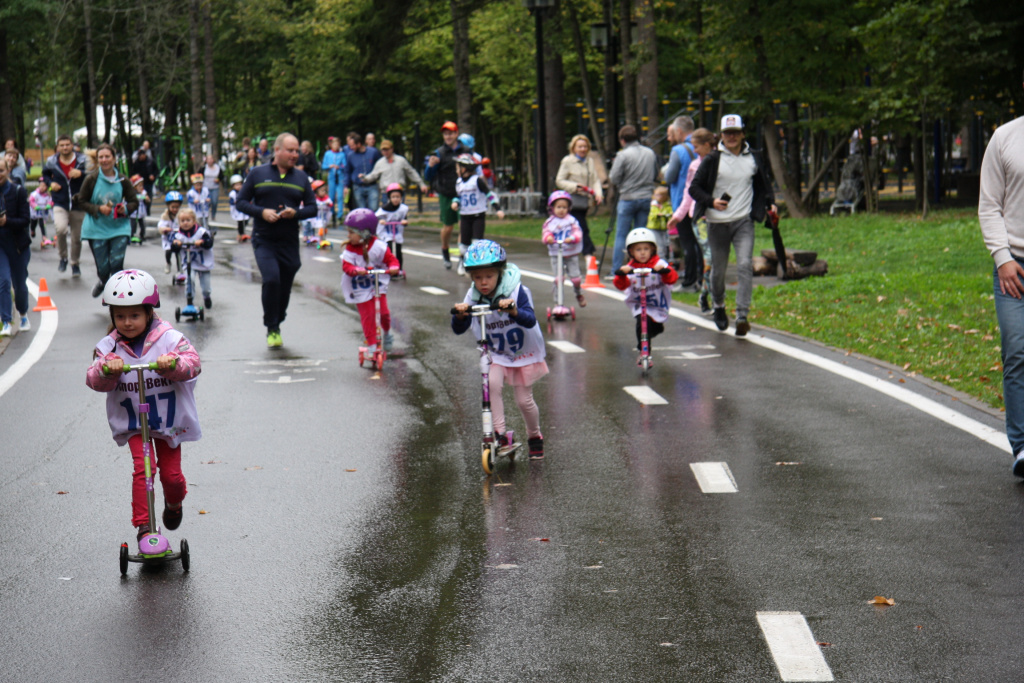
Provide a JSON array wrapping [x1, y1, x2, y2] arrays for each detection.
[[635, 314, 665, 348], [252, 235, 301, 330], [677, 215, 702, 288], [570, 208, 596, 256]]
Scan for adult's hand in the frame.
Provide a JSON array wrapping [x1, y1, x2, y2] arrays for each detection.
[[428, 155, 439, 167], [50, 182, 61, 192], [712, 199, 729, 211], [420, 184, 429, 194], [998, 261, 1024, 299], [68, 168, 82, 179], [0, 214, 6, 227], [262, 208, 280, 223], [278, 207, 296, 219], [667, 216, 679, 231], [99, 204, 112, 216]]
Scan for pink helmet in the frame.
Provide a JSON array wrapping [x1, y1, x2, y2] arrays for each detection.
[[344, 208, 378, 236], [384, 183, 404, 197], [102, 269, 160, 308], [547, 190, 573, 211]]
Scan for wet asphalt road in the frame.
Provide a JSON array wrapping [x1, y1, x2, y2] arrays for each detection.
[[1, 221, 1022, 682]]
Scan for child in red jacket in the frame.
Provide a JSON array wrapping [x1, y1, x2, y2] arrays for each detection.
[[613, 227, 678, 352], [340, 209, 400, 353]]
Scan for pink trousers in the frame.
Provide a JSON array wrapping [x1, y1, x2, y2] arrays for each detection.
[[128, 434, 187, 528], [488, 363, 545, 439]]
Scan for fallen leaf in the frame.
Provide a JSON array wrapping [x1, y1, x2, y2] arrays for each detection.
[[660, 642, 674, 647], [203, 460, 222, 464], [493, 482, 512, 487], [344, 468, 357, 472], [898, 378, 906, 383], [868, 596, 895, 606], [871, 517, 883, 521], [775, 461, 802, 466], [244, 466, 263, 471], [528, 537, 550, 542], [817, 641, 832, 647], [877, 295, 886, 303], [56, 491, 68, 495], [199, 509, 208, 514]]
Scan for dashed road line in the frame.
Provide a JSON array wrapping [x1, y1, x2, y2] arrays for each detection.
[[689, 462, 738, 493], [420, 286, 450, 296], [548, 340, 585, 354], [756, 611, 834, 682], [623, 385, 668, 405], [313, 256, 335, 263]]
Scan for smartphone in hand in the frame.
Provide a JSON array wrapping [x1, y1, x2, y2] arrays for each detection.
[[720, 193, 732, 202]]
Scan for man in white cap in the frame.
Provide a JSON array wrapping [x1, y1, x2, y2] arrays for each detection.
[[687, 114, 776, 336]]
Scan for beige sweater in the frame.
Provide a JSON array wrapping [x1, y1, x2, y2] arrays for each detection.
[[980, 116, 1024, 268], [555, 153, 604, 204]]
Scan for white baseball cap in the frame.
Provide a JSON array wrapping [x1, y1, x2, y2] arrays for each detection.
[[720, 114, 744, 132]]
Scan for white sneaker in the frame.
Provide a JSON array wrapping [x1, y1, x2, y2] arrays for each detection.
[[457, 258, 466, 276], [19, 316, 30, 331], [0, 322, 12, 337], [164, 263, 171, 274]]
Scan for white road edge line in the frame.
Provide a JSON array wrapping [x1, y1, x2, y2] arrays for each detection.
[[756, 611, 834, 682], [690, 462, 738, 493], [623, 385, 668, 405], [548, 340, 585, 354], [0, 279, 59, 400], [420, 286, 450, 296], [404, 248, 1009, 454]]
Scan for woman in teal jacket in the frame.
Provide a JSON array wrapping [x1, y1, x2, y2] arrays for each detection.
[[76, 143, 139, 297]]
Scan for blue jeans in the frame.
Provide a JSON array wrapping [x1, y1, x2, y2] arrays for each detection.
[[0, 234, 30, 323], [328, 176, 344, 219], [353, 184, 380, 210], [88, 235, 130, 286], [994, 259, 1024, 456], [207, 187, 220, 220], [612, 198, 651, 272]]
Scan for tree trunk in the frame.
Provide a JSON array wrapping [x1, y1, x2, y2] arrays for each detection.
[[567, 2, 605, 158], [543, 20, 565, 193], [451, 0, 473, 135], [635, 0, 658, 140], [619, 0, 636, 127], [82, 0, 99, 147], [202, 0, 218, 158], [0, 30, 17, 144], [785, 100, 801, 191], [114, 77, 130, 154], [188, 0, 204, 171], [913, 131, 924, 214]]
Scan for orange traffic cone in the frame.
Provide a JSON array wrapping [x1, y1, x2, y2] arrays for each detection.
[[33, 277, 57, 312], [581, 255, 606, 289]]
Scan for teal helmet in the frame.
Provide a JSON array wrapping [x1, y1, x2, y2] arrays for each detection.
[[464, 240, 506, 270], [458, 133, 476, 150]]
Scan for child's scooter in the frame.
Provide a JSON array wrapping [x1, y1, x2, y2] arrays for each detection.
[[113, 361, 190, 576], [358, 268, 389, 371], [633, 267, 654, 375], [174, 238, 205, 323], [546, 238, 576, 322], [452, 302, 521, 474]]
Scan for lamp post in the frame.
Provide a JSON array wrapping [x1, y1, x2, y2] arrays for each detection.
[[524, 0, 555, 197]]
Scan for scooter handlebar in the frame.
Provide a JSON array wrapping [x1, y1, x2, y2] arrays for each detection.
[[364, 268, 389, 275], [103, 359, 178, 375], [632, 267, 653, 276], [450, 302, 505, 316]]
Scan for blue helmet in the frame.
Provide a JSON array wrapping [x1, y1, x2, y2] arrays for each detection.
[[165, 190, 183, 203], [458, 133, 475, 150], [464, 240, 506, 270]]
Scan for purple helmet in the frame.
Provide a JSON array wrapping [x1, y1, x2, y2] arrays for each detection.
[[344, 208, 378, 236], [102, 269, 160, 308], [547, 190, 573, 211]]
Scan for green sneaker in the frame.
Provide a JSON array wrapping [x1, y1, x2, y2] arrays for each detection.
[[267, 330, 283, 348]]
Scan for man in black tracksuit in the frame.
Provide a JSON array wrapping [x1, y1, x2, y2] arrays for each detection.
[[236, 133, 317, 347]]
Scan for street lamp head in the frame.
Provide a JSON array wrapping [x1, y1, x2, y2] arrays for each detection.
[[590, 22, 610, 52]]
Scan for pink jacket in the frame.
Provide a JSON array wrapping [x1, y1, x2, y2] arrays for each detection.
[[86, 319, 201, 391], [671, 157, 703, 223]]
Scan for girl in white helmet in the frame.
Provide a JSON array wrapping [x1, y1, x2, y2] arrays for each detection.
[[85, 269, 203, 543], [613, 227, 679, 351], [228, 174, 249, 242]]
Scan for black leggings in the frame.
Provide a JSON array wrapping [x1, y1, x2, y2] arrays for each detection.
[[635, 314, 665, 349], [459, 213, 486, 246], [30, 219, 46, 237], [570, 208, 595, 256], [237, 220, 248, 236], [390, 242, 403, 269], [165, 249, 181, 270]]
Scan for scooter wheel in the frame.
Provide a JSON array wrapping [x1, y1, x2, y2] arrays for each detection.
[[199, 308, 205, 321], [174, 307, 181, 322], [358, 351, 365, 367], [570, 307, 576, 321], [180, 539, 190, 572], [481, 445, 494, 475], [546, 307, 552, 321], [119, 543, 129, 576]]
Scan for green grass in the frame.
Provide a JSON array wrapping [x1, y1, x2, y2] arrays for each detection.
[[669, 209, 1004, 409]]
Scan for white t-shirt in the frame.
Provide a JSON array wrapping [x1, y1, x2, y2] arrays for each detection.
[[341, 239, 392, 304], [203, 164, 221, 190]]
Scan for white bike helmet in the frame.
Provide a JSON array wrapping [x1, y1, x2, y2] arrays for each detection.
[[229, 174, 243, 185], [102, 269, 160, 307], [625, 227, 658, 249]]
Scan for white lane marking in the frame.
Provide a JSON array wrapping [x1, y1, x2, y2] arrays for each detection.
[[313, 256, 335, 263], [757, 612, 834, 682], [220, 238, 239, 244], [0, 280, 59, 399], [663, 351, 721, 360], [623, 385, 668, 405], [548, 340, 585, 354], [689, 462, 738, 493], [412, 250, 1009, 455], [420, 286, 450, 296], [254, 375, 316, 384]]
